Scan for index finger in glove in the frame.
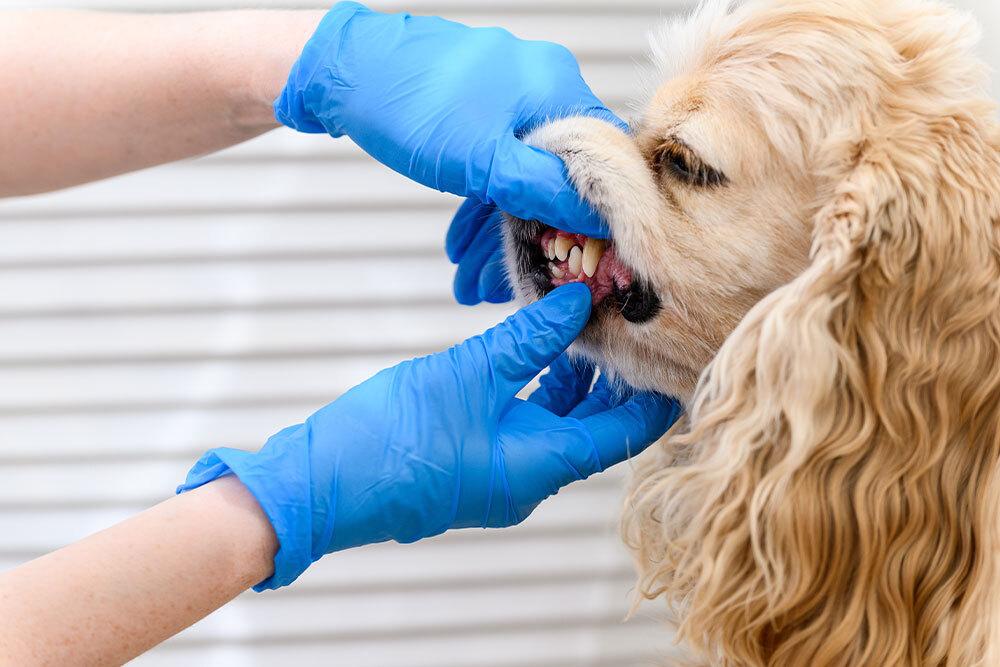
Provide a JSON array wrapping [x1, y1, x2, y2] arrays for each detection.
[[452, 213, 503, 306], [446, 198, 495, 264], [464, 283, 592, 399], [578, 392, 683, 471], [475, 247, 514, 304], [528, 354, 595, 417], [484, 136, 610, 239], [565, 374, 617, 420]]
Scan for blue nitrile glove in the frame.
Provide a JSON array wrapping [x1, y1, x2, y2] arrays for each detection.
[[446, 199, 513, 305], [178, 284, 681, 590], [273, 2, 626, 304]]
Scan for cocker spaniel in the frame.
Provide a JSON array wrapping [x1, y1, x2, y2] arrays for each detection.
[[502, 0, 1000, 664]]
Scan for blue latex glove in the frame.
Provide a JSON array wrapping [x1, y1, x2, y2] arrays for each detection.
[[274, 2, 626, 304], [178, 284, 681, 590], [446, 199, 513, 305]]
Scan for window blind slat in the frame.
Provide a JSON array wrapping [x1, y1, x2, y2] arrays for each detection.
[[0, 305, 512, 363]]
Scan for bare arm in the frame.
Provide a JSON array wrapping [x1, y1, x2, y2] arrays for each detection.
[[0, 476, 278, 665], [0, 9, 325, 197]]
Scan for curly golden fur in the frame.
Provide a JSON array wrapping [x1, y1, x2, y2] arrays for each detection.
[[502, 0, 1000, 663], [621, 1, 1000, 665]]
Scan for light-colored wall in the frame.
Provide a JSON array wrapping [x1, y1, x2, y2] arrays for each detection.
[[1, 2, 997, 666], [951, 0, 1000, 101]]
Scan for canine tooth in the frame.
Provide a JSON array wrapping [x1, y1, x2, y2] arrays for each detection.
[[568, 246, 583, 276], [582, 238, 605, 278], [554, 236, 575, 261], [549, 262, 564, 279]]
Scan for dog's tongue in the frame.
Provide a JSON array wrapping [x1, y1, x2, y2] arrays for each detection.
[[540, 229, 633, 305]]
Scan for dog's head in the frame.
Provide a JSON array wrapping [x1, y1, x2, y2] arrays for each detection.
[[505, 0, 869, 401], [505, 0, 1000, 663], [503, 100, 814, 402]]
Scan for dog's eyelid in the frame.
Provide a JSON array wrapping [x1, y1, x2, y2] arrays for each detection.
[[654, 137, 728, 188]]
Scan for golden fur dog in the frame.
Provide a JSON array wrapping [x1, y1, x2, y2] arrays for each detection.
[[502, 0, 1000, 664]]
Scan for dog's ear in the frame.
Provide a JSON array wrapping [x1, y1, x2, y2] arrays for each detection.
[[624, 133, 1000, 664]]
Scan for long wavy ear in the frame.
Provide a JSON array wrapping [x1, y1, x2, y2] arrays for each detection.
[[624, 118, 1000, 664]]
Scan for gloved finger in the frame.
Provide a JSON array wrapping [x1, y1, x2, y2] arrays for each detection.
[[446, 198, 495, 264], [528, 354, 595, 417], [577, 105, 629, 134], [485, 134, 610, 239], [476, 247, 514, 304], [565, 374, 617, 420], [513, 39, 627, 134], [578, 392, 683, 470], [472, 283, 592, 397], [521, 100, 628, 136], [453, 216, 502, 306]]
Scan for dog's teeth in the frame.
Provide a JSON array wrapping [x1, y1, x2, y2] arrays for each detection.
[[568, 246, 583, 277], [545, 238, 556, 261], [549, 262, 564, 279], [582, 238, 605, 278], [554, 236, 575, 262]]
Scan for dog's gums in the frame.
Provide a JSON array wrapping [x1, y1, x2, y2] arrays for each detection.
[[511, 221, 662, 324]]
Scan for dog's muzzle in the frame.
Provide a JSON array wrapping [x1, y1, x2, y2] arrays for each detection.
[[506, 217, 661, 324]]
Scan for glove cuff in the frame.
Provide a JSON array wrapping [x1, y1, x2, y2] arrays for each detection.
[[177, 441, 314, 591], [272, 1, 371, 135]]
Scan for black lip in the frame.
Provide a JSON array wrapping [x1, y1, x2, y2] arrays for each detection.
[[614, 281, 662, 323], [506, 217, 662, 324]]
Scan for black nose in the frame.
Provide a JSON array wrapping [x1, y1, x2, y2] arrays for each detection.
[[615, 281, 662, 324]]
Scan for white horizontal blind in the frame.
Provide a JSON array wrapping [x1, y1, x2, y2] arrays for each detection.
[[0, 2, 691, 666]]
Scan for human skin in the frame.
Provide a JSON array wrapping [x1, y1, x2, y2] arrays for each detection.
[[0, 10, 312, 664], [0, 10, 324, 197], [0, 476, 279, 665]]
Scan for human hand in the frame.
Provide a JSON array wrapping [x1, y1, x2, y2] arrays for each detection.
[[178, 284, 681, 589], [445, 199, 512, 305], [274, 2, 623, 239]]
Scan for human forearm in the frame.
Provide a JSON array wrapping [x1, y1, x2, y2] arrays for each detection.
[[0, 476, 277, 665], [0, 9, 323, 197]]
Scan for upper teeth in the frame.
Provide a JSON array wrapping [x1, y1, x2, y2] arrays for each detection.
[[545, 237, 556, 261], [567, 246, 583, 277], [543, 234, 607, 279], [582, 238, 605, 278], [554, 236, 575, 262]]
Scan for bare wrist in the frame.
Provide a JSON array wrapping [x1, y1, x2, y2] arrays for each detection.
[[197, 475, 279, 587], [237, 10, 325, 131]]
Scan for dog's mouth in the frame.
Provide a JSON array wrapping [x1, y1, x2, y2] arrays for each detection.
[[508, 219, 662, 324]]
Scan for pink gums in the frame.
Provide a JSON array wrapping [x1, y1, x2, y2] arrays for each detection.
[[539, 229, 633, 305]]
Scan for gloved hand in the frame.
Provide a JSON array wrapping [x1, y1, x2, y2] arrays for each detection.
[[274, 2, 626, 303], [178, 284, 681, 590], [446, 199, 512, 305]]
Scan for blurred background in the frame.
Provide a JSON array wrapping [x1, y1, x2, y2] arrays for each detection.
[[0, 1, 997, 665]]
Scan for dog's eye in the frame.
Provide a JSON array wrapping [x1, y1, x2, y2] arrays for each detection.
[[654, 140, 727, 188]]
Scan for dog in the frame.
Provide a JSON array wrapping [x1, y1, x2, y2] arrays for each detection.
[[501, 0, 1000, 664]]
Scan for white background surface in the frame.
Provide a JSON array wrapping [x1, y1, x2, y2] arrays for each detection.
[[1, 1, 998, 666]]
